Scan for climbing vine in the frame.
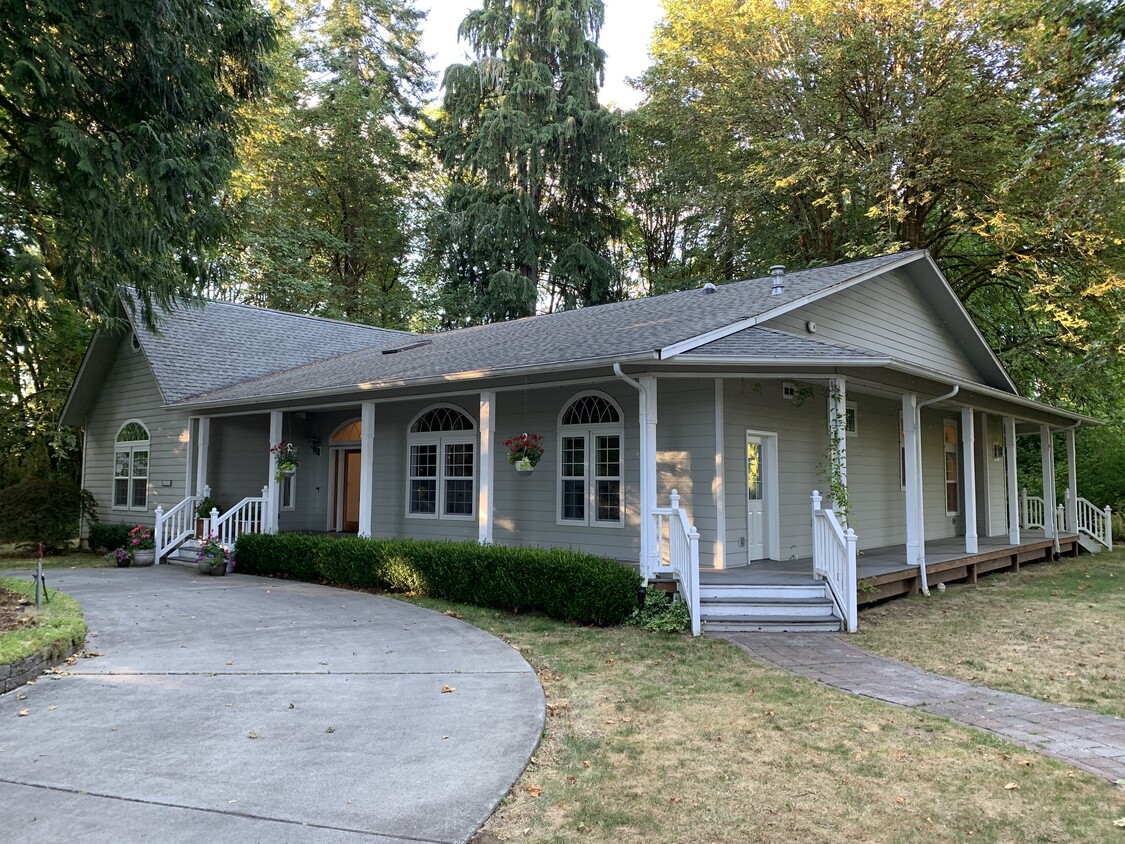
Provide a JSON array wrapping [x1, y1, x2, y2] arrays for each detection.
[[820, 381, 850, 525]]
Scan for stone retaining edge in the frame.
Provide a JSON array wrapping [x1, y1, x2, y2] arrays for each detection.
[[0, 636, 84, 695]]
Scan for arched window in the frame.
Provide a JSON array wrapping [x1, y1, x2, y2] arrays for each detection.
[[330, 419, 362, 444], [558, 393, 623, 526], [407, 406, 476, 519], [114, 420, 150, 510]]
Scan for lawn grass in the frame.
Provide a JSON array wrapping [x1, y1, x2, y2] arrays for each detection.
[[404, 597, 1125, 844], [856, 550, 1125, 718], [0, 577, 87, 666], [0, 552, 110, 571]]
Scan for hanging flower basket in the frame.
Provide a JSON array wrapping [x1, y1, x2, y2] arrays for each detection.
[[505, 433, 544, 475], [269, 440, 299, 483]]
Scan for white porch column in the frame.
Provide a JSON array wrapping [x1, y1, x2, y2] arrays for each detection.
[[196, 416, 210, 495], [1065, 428, 1078, 533], [902, 393, 922, 565], [713, 379, 726, 569], [267, 410, 282, 533], [358, 401, 375, 538], [1040, 425, 1056, 539], [961, 406, 978, 554], [478, 391, 495, 544], [827, 377, 848, 513], [1004, 416, 1020, 545], [639, 375, 659, 578]]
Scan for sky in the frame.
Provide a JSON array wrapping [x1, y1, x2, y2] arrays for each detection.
[[419, 0, 665, 109]]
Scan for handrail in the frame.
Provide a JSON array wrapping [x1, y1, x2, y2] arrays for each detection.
[[154, 495, 202, 562], [1020, 488, 1046, 530], [1068, 489, 1113, 548], [811, 490, 858, 633], [651, 489, 701, 636], [210, 486, 269, 549]]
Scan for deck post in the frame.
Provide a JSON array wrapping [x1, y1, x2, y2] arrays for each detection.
[[901, 393, 922, 566], [827, 378, 848, 515], [961, 406, 978, 554], [1065, 428, 1078, 533], [1040, 425, 1056, 540], [196, 416, 210, 495], [267, 410, 282, 533], [639, 376, 659, 579], [713, 379, 726, 569], [477, 391, 495, 545], [1004, 417, 1020, 544], [358, 401, 375, 538]]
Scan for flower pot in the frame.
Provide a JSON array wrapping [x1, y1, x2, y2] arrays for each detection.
[[210, 563, 227, 577], [514, 457, 534, 475], [195, 518, 208, 537], [115, 557, 131, 568], [132, 549, 156, 567]]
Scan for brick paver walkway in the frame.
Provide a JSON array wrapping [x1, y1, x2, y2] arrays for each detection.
[[722, 633, 1125, 783]]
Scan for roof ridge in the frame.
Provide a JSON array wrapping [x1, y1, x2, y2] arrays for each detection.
[[195, 297, 419, 337]]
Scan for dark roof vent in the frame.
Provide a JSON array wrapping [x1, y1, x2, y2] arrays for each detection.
[[770, 265, 785, 295], [381, 339, 432, 355], [702, 282, 717, 294]]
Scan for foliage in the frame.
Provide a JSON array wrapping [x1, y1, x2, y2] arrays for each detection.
[[195, 496, 220, 521], [269, 440, 300, 482], [127, 525, 154, 553], [235, 533, 641, 626], [196, 534, 234, 574], [627, 588, 691, 633], [87, 523, 132, 554], [430, 0, 628, 323], [504, 433, 545, 467], [639, 0, 1125, 413], [0, 479, 95, 551], [0, 578, 86, 667], [222, 0, 433, 328]]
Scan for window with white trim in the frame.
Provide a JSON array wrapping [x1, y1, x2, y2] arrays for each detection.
[[845, 401, 857, 436], [407, 406, 475, 519], [114, 421, 150, 510], [944, 418, 959, 515], [558, 394, 623, 526], [280, 473, 296, 510]]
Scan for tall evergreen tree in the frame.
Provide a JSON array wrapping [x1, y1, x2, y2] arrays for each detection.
[[432, 0, 628, 324], [226, 0, 432, 329]]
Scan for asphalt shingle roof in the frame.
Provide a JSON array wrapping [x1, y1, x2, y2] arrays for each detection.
[[165, 251, 922, 407], [687, 326, 883, 360]]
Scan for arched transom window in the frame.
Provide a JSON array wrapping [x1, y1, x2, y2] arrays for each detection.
[[114, 420, 150, 510], [558, 393, 623, 526], [407, 406, 476, 519], [331, 419, 362, 444]]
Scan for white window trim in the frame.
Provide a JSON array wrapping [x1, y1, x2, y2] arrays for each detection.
[[556, 392, 625, 529], [898, 411, 907, 492], [280, 471, 296, 511], [405, 405, 476, 522], [845, 401, 857, 437], [944, 417, 960, 516], [113, 418, 150, 512]]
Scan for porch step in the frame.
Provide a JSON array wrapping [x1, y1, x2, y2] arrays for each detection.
[[698, 583, 825, 601], [1078, 534, 1108, 555], [703, 617, 843, 633], [700, 596, 837, 619], [163, 540, 200, 567]]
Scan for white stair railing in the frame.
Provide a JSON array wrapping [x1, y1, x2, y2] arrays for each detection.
[[1066, 489, 1113, 548], [651, 489, 701, 636], [811, 490, 858, 633], [154, 495, 202, 562], [209, 486, 269, 549], [1020, 488, 1046, 530]]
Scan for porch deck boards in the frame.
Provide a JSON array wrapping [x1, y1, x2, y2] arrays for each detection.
[[699, 531, 1079, 602]]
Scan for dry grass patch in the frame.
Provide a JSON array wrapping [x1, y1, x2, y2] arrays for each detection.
[[856, 551, 1125, 718], [406, 599, 1124, 844]]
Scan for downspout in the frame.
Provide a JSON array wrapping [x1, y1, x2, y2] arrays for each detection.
[[614, 363, 653, 579], [914, 385, 960, 596]]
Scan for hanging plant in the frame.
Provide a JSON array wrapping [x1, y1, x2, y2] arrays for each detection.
[[269, 440, 299, 482], [504, 433, 544, 472]]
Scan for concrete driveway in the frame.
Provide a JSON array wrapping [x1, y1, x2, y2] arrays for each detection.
[[0, 567, 544, 843]]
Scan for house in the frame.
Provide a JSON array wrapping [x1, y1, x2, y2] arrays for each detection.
[[60, 250, 1110, 633]]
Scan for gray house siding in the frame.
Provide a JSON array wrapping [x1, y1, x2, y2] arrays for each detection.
[[762, 270, 984, 384], [845, 394, 908, 549], [83, 334, 192, 527]]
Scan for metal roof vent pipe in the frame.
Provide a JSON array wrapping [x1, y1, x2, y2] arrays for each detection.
[[770, 265, 785, 295], [702, 282, 717, 294]]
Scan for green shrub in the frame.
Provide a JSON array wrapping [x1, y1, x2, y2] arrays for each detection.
[[88, 522, 132, 553], [627, 588, 691, 633], [235, 533, 641, 626], [0, 479, 97, 551]]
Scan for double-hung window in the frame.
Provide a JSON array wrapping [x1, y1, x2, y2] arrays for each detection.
[[407, 406, 475, 519], [114, 421, 150, 510], [558, 394, 624, 527], [943, 418, 959, 515]]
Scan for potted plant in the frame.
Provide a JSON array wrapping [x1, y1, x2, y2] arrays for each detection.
[[128, 524, 156, 566], [196, 534, 234, 576], [505, 433, 545, 474], [195, 494, 219, 536], [109, 546, 132, 568], [269, 440, 299, 482]]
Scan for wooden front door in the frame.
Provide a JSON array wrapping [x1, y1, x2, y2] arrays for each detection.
[[334, 448, 362, 533], [746, 433, 766, 561]]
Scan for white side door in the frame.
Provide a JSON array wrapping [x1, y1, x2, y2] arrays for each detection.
[[746, 433, 766, 561]]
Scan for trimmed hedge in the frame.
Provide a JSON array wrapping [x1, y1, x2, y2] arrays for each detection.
[[88, 522, 133, 553], [235, 533, 642, 626]]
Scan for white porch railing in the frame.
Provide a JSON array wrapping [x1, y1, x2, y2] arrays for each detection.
[[1066, 489, 1113, 548], [651, 489, 701, 636], [209, 486, 269, 548], [1020, 488, 1047, 530], [811, 490, 858, 633], [154, 494, 202, 562]]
